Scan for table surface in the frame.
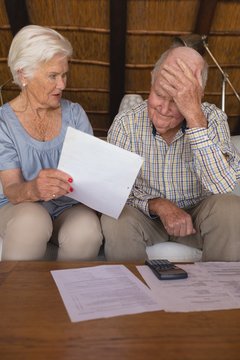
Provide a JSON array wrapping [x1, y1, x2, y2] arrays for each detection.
[[0, 261, 240, 360]]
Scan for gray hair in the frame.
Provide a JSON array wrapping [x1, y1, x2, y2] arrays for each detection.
[[151, 47, 209, 89], [8, 25, 73, 88]]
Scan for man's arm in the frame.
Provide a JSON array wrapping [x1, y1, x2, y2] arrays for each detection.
[[160, 58, 239, 192], [149, 197, 196, 237]]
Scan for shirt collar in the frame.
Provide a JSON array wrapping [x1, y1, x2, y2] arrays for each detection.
[[152, 120, 187, 137], [181, 119, 188, 133]]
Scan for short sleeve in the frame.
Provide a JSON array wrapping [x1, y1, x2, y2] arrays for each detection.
[[0, 110, 20, 170], [69, 102, 93, 135]]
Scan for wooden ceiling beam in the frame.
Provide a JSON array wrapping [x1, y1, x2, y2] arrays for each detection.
[[194, 0, 218, 35], [109, 0, 127, 124], [4, 0, 30, 36]]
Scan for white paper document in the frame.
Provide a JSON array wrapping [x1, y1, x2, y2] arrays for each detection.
[[58, 127, 143, 218], [51, 265, 162, 322], [137, 262, 240, 312]]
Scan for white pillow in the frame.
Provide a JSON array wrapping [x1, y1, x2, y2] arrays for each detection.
[[118, 94, 143, 113], [146, 242, 202, 262], [230, 135, 240, 196], [231, 135, 240, 150]]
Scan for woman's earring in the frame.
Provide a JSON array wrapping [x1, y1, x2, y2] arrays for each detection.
[[22, 83, 26, 88]]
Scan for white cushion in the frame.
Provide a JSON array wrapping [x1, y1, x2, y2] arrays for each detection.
[[231, 135, 240, 149], [118, 94, 143, 113], [232, 182, 240, 196], [146, 242, 202, 262], [0, 234, 203, 262], [231, 135, 240, 195]]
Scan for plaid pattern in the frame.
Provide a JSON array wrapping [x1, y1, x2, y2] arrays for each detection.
[[108, 100, 240, 217]]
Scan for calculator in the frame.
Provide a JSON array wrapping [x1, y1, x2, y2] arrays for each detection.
[[145, 259, 188, 280]]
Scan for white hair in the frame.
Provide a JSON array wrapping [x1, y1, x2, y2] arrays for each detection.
[[151, 47, 209, 89], [8, 25, 73, 88]]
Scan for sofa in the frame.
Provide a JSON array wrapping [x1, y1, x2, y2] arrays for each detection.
[[0, 95, 240, 262]]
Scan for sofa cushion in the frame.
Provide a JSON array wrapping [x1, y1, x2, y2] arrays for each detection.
[[146, 242, 203, 262], [118, 94, 143, 113], [231, 135, 240, 195]]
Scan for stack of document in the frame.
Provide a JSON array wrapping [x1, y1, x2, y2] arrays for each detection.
[[52, 262, 240, 322], [137, 262, 240, 312]]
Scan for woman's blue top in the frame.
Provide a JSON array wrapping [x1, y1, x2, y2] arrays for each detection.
[[0, 98, 93, 218]]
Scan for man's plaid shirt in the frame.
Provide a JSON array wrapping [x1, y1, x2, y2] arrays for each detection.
[[108, 100, 240, 217]]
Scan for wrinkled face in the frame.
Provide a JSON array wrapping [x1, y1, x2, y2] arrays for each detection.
[[148, 79, 184, 135], [24, 54, 69, 109]]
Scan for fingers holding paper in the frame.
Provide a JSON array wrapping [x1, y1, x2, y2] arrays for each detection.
[[32, 168, 74, 201]]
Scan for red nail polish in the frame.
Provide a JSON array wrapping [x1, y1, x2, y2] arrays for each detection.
[[70, 187, 73, 192], [68, 178, 73, 183]]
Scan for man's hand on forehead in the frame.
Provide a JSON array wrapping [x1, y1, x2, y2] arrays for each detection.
[[156, 53, 204, 125], [158, 58, 202, 98]]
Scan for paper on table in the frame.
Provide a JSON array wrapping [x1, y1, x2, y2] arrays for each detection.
[[137, 263, 240, 312], [51, 265, 162, 322], [58, 127, 143, 219]]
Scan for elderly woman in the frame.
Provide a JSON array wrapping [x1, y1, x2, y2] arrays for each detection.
[[0, 25, 103, 260]]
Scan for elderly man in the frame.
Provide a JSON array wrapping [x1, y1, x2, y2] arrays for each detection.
[[101, 46, 240, 262]]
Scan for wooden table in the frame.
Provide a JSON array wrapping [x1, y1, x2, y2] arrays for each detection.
[[0, 261, 240, 360]]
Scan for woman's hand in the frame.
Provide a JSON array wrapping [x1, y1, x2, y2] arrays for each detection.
[[31, 169, 73, 201]]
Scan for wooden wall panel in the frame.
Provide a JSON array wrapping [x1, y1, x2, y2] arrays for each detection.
[[68, 63, 108, 89], [206, 36, 240, 65], [0, 0, 8, 23], [127, 0, 199, 32], [0, 30, 12, 59], [125, 0, 240, 135], [26, 0, 109, 27], [63, 90, 109, 133], [125, 68, 151, 97], [63, 31, 109, 61], [63, 91, 108, 111], [126, 35, 173, 65], [0, 62, 12, 87], [205, 67, 240, 94], [125, 0, 200, 104], [204, 90, 240, 119], [0, 0, 240, 136], [211, 0, 240, 31], [26, 0, 110, 136], [204, 0, 240, 132], [0, 0, 13, 85]]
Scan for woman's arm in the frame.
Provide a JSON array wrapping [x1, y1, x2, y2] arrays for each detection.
[[0, 168, 73, 204]]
